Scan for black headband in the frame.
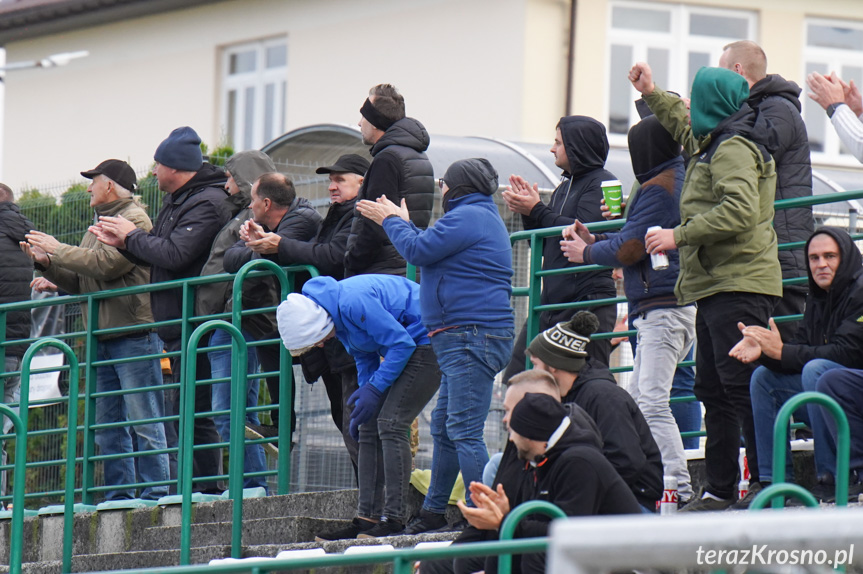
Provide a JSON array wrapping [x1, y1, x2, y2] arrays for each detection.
[[360, 98, 395, 132]]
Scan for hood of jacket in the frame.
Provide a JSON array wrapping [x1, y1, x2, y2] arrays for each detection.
[[0, 202, 32, 242], [690, 67, 750, 138], [558, 115, 609, 178], [628, 115, 681, 181], [441, 157, 499, 212], [225, 150, 276, 194], [167, 163, 228, 206], [748, 74, 803, 113], [806, 227, 863, 299], [543, 424, 603, 465], [371, 117, 430, 157], [301, 276, 344, 332]]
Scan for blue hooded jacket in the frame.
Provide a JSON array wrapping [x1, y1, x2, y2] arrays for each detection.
[[382, 192, 514, 331], [301, 275, 428, 392]]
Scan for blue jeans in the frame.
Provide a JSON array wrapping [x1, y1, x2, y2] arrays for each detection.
[[357, 345, 441, 523], [95, 333, 170, 500], [750, 358, 843, 483], [424, 326, 513, 513], [208, 328, 266, 491], [816, 368, 863, 474]]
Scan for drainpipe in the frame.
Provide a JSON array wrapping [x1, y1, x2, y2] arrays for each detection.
[[565, 0, 577, 116]]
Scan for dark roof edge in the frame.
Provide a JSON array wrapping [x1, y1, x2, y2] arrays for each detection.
[[0, 0, 230, 45]]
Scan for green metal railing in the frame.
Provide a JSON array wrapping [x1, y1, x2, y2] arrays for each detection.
[[19, 339, 80, 573], [83, 500, 564, 574], [0, 404, 26, 574], [0, 262, 315, 504], [510, 188, 863, 441], [766, 391, 851, 509]]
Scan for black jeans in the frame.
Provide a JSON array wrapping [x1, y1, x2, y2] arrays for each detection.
[[163, 338, 224, 494], [694, 292, 777, 499], [503, 302, 616, 384], [772, 283, 807, 342]]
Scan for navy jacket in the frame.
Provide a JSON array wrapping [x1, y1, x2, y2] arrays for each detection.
[[302, 275, 428, 393], [382, 192, 514, 331], [584, 157, 686, 316]]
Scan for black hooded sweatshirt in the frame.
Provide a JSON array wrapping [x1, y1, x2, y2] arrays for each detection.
[[463, 421, 640, 574], [521, 116, 616, 326], [0, 202, 34, 356], [123, 163, 230, 342], [561, 361, 664, 508], [747, 74, 815, 283], [344, 117, 434, 276], [759, 227, 863, 374]]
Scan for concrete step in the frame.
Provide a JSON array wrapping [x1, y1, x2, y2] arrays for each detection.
[[131, 516, 347, 551]]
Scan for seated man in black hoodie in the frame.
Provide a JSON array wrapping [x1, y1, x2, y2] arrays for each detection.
[[526, 311, 664, 511], [419, 371, 638, 574], [502, 116, 618, 380]]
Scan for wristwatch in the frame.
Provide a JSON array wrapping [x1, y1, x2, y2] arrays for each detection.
[[826, 102, 844, 118]]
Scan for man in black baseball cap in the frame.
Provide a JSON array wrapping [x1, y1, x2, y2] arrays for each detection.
[[80, 159, 138, 193], [22, 159, 172, 504]]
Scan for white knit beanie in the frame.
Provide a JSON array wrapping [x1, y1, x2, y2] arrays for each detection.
[[277, 294, 334, 355]]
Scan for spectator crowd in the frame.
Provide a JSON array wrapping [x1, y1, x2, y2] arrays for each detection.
[[0, 40, 862, 573]]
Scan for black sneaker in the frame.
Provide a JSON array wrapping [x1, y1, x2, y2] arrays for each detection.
[[679, 494, 735, 512], [403, 510, 448, 535], [809, 474, 836, 503], [729, 481, 765, 510], [314, 517, 376, 542], [356, 517, 405, 538]]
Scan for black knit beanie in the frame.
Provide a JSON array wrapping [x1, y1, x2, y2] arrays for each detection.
[[526, 311, 599, 373], [509, 393, 567, 441]]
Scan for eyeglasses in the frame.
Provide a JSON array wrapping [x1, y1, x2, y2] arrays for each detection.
[[438, 179, 445, 190]]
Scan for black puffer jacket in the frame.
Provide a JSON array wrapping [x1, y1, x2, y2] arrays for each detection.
[[276, 198, 356, 280], [561, 361, 664, 508], [344, 117, 434, 276], [123, 163, 230, 342], [521, 116, 617, 327], [761, 227, 863, 373], [0, 202, 34, 356], [748, 74, 814, 282]]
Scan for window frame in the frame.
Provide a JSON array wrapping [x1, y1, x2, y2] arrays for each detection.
[[220, 36, 288, 152], [605, 1, 757, 146]]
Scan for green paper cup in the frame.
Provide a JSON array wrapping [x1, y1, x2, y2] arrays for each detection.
[[601, 180, 623, 217]]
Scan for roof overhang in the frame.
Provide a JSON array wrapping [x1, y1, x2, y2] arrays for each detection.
[[0, 0, 230, 45]]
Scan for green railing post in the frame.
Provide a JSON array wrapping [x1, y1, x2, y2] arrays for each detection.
[[231, 260, 292, 495], [749, 483, 819, 510], [80, 294, 100, 505], [0, 404, 27, 574], [771, 391, 850, 509], [180, 321, 248, 563], [21, 339, 80, 574], [498, 500, 566, 574]]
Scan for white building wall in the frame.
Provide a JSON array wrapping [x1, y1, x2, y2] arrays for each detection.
[[2, 0, 569, 191]]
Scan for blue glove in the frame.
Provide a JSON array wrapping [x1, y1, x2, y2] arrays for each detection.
[[348, 384, 384, 439]]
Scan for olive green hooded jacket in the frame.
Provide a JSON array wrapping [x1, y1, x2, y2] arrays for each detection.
[[644, 67, 782, 305]]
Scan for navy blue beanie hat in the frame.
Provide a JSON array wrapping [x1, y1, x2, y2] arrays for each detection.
[[154, 126, 203, 171]]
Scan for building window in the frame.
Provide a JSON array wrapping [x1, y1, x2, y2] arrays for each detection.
[[805, 19, 863, 164], [221, 38, 287, 151], [607, 1, 756, 142]]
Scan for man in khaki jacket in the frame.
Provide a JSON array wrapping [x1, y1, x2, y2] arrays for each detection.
[[22, 159, 170, 503]]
